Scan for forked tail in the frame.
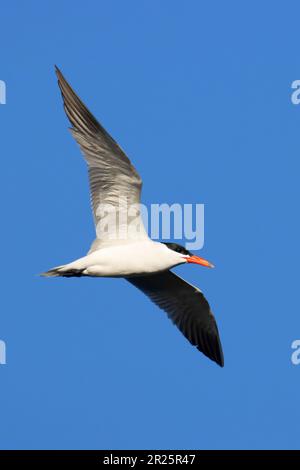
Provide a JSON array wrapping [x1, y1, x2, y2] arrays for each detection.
[[40, 265, 84, 277]]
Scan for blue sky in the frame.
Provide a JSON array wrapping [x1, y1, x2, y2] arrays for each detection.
[[0, 0, 300, 450]]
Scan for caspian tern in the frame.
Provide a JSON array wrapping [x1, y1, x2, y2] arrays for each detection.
[[42, 67, 224, 367]]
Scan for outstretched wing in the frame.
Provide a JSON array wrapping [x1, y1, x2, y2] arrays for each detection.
[[127, 271, 224, 367], [55, 66, 148, 250]]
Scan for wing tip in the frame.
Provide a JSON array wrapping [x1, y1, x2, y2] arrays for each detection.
[[197, 330, 224, 367], [214, 335, 225, 367], [216, 355, 225, 368], [197, 344, 224, 367], [54, 64, 61, 76], [54, 65, 66, 94]]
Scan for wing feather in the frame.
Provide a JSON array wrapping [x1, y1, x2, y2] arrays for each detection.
[[127, 271, 224, 367], [55, 66, 147, 248]]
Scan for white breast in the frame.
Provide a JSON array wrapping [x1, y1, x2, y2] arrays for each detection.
[[65, 241, 185, 277]]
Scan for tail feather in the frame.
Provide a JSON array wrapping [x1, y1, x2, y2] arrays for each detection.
[[40, 266, 85, 277]]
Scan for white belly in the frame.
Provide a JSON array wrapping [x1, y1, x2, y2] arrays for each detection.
[[64, 241, 184, 277]]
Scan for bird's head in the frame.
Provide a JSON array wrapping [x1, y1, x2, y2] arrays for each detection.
[[163, 243, 214, 268]]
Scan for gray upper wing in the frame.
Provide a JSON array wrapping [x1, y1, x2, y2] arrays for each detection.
[[55, 66, 147, 248]]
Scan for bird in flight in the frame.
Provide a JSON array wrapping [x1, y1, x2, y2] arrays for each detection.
[[42, 67, 224, 367]]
